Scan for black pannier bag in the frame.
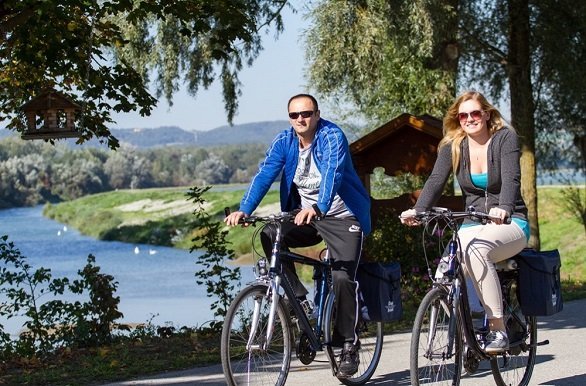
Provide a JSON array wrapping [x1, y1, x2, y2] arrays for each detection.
[[356, 262, 403, 322], [516, 248, 563, 316]]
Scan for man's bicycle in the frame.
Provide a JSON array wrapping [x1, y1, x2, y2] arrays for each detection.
[[408, 207, 548, 386], [220, 210, 383, 386]]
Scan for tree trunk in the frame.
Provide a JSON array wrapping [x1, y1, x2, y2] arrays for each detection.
[[507, 0, 540, 249]]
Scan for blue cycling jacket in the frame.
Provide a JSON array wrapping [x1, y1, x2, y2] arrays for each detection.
[[239, 118, 371, 235]]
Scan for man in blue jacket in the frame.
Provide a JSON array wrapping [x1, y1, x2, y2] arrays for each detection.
[[225, 93, 371, 377]]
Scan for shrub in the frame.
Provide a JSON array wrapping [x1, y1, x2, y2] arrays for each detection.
[[188, 186, 241, 332], [0, 237, 122, 359]]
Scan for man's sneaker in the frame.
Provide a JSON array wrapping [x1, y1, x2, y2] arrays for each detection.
[[484, 330, 509, 353], [338, 342, 360, 378]]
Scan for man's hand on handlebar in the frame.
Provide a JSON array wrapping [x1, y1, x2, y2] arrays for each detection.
[[224, 210, 248, 227], [294, 207, 318, 225]]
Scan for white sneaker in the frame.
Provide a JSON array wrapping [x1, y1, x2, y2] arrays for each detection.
[[484, 330, 509, 353]]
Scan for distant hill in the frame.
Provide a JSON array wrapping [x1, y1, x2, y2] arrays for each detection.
[[113, 120, 290, 148], [0, 120, 290, 148]]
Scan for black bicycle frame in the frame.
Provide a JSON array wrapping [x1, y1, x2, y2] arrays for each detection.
[[449, 235, 529, 360], [445, 233, 491, 360], [266, 221, 332, 352]]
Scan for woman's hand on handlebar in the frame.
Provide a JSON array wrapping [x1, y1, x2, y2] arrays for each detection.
[[224, 210, 248, 227], [399, 208, 420, 227], [488, 207, 508, 225]]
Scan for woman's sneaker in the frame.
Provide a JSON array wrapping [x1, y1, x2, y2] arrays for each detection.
[[484, 330, 509, 353]]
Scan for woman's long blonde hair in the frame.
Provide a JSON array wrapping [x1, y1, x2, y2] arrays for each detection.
[[439, 91, 509, 172]]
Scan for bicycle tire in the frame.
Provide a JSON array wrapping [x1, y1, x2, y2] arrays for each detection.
[[410, 286, 463, 386], [490, 280, 537, 386], [221, 283, 292, 386], [322, 292, 384, 385]]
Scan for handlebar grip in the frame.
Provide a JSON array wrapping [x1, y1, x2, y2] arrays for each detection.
[[224, 207, 231, 217]]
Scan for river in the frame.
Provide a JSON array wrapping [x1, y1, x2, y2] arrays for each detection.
[[0, 206, 255, 337]]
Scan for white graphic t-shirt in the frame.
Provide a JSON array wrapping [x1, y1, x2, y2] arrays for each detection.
[[293, 145, 351, 218]]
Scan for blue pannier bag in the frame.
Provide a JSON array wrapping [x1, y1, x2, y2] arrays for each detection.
[[516, 248, 563, 316], [356, 262, 403, 322]]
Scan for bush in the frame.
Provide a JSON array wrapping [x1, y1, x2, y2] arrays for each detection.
[[0, 237, 123, 359]]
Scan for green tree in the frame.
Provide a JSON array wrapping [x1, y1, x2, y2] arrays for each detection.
[[0, 0, 289, 149], [305, 0, 457, 129], [305, 0, 586, 249]]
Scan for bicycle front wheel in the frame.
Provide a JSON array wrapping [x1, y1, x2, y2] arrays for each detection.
[[323, 292, 384, 385], [221, 284, 292, 386], [490, 279, 537, 386], [410, 286, 463, 386]]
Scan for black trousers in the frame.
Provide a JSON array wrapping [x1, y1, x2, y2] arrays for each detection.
[[260, 216, 364, 344]]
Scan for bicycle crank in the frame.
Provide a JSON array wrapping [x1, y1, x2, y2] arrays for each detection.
[[463, 345, 481, 374], [296, 333, 316, 365]]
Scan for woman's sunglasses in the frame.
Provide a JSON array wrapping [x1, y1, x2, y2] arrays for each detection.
[[458, 110, 484, 122], [288, 110, 315, 119]]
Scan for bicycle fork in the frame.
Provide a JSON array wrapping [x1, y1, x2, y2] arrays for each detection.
[[425, 284, 460, 360], [245, 276, 281, 352], [249, 222, 285, 351]]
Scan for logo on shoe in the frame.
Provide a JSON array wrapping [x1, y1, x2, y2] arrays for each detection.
[[348, 225, 361, 232]]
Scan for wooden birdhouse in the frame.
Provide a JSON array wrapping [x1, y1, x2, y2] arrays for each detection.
[[20, 89, 82, 140]]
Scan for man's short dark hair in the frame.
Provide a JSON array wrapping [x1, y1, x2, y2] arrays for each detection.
[[288, 94, 319, 111]]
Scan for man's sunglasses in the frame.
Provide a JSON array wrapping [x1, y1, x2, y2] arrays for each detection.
[[458, 110, 484, 122], [288, 110, 315, 119]]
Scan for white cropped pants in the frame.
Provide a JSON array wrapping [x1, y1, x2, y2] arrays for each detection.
[[458, 222, 527, 319]]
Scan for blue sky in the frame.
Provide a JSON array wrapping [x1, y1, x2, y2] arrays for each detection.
[[111, 5, 309, 132]]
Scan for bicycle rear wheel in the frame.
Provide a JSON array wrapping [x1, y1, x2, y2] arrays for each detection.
[[490, 280, 537, 386], [410, 286, 463, 385], [323, 292, 384, 385], [221, 284, 292, 386]]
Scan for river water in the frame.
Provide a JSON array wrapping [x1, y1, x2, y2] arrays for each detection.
[[0, 206, 255, 336]]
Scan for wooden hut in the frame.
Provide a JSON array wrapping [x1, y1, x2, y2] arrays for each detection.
[[350, 113, 461, 223]]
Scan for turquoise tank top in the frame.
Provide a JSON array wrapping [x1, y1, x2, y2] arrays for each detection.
[[463, 173, 530, 240]]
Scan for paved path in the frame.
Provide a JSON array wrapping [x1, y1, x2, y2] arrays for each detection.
[[102, 298, 586, 385]]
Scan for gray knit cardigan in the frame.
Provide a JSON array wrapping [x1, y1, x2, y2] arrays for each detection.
[[413, 128, 528, 225]]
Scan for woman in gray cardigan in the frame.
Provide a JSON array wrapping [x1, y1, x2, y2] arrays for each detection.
[[400, 90, 530, 353]]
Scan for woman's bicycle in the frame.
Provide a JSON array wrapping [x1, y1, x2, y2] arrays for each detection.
[[408, 206, 548, 386], [221, 210, 383, 386]]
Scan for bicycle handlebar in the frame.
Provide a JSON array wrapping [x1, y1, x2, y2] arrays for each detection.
[[411, 206, 511, 225], [224, 207, 301, 225]]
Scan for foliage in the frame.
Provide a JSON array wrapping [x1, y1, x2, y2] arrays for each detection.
[[370, 169, 426, 200], [187, 186, 241, 332], [0, 137, 267, 208], [0, 238, 122, 359], [304, 0, 456, 130], [538, 187, 586, 281], [0, 0, 290, 148], [560, 184, 586, 233], [0, 325, 222, 385]]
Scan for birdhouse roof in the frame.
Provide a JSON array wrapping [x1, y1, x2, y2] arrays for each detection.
[[21, 89, 81, 111]]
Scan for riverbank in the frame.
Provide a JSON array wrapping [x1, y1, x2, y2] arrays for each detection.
[[42, 185, 585, 280], [42, 186, 280, 253]]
